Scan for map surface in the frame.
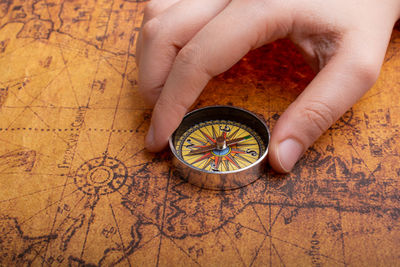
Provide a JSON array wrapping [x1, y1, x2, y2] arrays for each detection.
[[0, 1, 400, 265]]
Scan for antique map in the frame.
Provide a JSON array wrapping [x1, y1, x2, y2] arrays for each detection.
[[0, 0, 400, 266]]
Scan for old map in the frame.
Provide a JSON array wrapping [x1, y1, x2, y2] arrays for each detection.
[[0, 0, 400, 265]]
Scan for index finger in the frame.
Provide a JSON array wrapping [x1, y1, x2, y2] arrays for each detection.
[[146, 0, 291, 151]]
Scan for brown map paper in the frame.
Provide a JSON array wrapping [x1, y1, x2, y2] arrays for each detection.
[[0, 1, 400, 266]]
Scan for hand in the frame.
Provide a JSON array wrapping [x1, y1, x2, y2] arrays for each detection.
[[136, 0, 400, 173]]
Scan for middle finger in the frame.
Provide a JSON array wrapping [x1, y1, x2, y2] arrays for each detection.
[[138, 0, 231, 106]]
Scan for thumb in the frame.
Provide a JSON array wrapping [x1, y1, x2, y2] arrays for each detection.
[[268, 39, 388, 173]]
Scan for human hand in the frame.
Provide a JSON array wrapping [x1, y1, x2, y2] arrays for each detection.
[[136, 0, 400, 173]]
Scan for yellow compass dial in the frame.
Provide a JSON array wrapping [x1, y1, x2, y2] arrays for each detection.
[[175, 120, 265, 172]]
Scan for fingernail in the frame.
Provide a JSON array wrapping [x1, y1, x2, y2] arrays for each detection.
[[145, 124, 155, 150], [277, 138, 304, 172]]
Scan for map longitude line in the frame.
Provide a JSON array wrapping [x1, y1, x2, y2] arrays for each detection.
[[54, 44, 86, 108], [269, 199, 288, 231], [249, 234, 268, 267], [41, 147, 83, 263], [337, 200, 347, 266], [271, 242, 286, 267], [329, 127, 348, 266], [220, 226, 246, 267], [52, 193, 87, 235], [156, 169, 172, 267], [79, 200, 96, 260], [251, 205, 269, 235], [269, 196, 272, 267], [109, 232, 163, 265], [164, 235, 202, 266], [107, 194, 133, 267], [84, 130, 97, 159], [104, 6, 137, 154], [84, 1, 116, 108], [30, 245, 46, 265], [43, 16, 87, 108], [32, 193, 87, 264]]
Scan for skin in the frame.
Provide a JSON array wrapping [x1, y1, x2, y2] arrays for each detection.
[[136, 0, 400, 173]]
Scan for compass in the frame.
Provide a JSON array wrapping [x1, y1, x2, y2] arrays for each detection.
[[169, 106, 270, 190]]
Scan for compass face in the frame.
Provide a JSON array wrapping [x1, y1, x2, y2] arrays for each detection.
[[170, 106, 270, 189], [175, 120, 265, 172]]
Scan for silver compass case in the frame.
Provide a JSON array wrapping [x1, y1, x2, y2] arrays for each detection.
[[169, 106, 270, 190]]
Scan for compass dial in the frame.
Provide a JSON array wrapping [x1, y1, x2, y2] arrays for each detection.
[[169, 106, 270, 190], [175, 120, 265, 172]]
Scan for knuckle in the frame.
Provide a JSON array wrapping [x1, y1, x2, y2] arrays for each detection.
[[301, 100, 336, 135], [141, 17, 161, 40], [176, 44, 202, 67], [138, 83, 162, 106], [155, 94, 188, 121], [356, 61, 381, 86], [351, 51, 382, 86], [144, 0, 164, 19], [175, 44, 210, 77]]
